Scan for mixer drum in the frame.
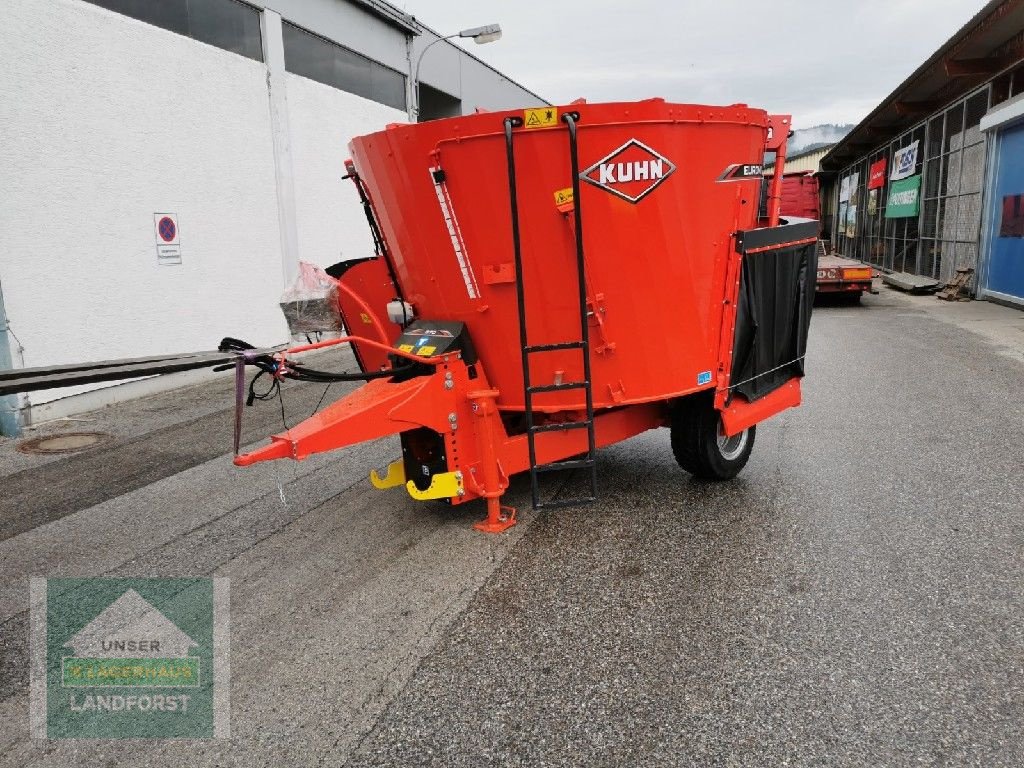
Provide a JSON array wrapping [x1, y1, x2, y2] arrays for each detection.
[[349, 99, 771, 412]]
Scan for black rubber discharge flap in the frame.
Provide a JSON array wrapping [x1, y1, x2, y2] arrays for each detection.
[[729, 220, 818, 403]]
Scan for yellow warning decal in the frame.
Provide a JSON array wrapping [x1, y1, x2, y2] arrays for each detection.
[[524, 107, 557, 129], [416, 345, 437, 356], [398, 344, 414, 353], [360, 312, 373, 324], [553, 187, 574, 206]]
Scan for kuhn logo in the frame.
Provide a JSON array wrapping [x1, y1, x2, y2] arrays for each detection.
[[580, 139, 676, 203]]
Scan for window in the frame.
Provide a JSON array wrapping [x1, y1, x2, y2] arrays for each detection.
[[83, 0, 263, 62], [1011, 63, 1024, 98], [918, 88, 989, 281], [883, 124, 925, 274], [282, 23, 407, 112]]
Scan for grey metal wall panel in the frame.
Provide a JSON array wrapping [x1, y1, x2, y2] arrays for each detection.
[[259, 0, 410, 73], [256, 3, 546, 115]]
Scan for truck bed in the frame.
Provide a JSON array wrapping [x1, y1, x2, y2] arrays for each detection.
[[817, 254, 874, 296]]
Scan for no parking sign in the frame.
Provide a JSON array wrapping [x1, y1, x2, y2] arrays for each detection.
[[154, 212, 182, 265]]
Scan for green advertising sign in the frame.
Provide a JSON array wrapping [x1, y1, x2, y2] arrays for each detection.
[[31, 577, 229, 739], [885, 174, 922, 218]]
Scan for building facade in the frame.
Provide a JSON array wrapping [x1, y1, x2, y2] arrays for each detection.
[[820, 0, 1024, 308], [0, 0, 545, 432], [763, 145, 835, 176]]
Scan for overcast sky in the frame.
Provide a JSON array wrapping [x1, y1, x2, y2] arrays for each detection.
[[398, 0, 985, 129]]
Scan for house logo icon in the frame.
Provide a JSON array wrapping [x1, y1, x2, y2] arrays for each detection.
[[65, 589, 198, 659], [62, 589, 201, 689]]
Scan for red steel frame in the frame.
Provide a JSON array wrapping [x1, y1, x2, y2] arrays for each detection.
[[235, 336, 666, 532]]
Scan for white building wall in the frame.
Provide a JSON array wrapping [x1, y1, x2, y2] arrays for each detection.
[[286, 73, 405, 268], [0, 0, 287, 406]]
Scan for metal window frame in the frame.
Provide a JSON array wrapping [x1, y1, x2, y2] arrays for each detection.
[[280, 20, 408, 111], [81, 0, 265, 62], [918, 88, 990, 282], [834, 83, 992, 279]]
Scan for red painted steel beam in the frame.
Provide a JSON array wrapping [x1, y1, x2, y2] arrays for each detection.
[[719, 378, 802, 437]]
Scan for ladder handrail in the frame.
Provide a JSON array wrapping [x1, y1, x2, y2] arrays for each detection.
[[562, 113, 599, 495], [502, 113, 598, 509], [502, 116, 539, 482]]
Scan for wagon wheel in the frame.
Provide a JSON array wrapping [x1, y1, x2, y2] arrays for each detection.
[[670, 393, 755, 480]]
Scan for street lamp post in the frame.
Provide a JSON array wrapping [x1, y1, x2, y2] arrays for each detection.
[[412, 24, 502, 121]]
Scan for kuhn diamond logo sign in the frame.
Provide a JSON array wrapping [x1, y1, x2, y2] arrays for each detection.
[[580, 139, 676, 203]]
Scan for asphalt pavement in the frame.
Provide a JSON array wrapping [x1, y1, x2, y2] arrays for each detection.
[[0, 287, 1022, 766]]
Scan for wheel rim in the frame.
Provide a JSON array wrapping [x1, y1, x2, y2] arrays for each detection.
[[716, 423, 749, 461]]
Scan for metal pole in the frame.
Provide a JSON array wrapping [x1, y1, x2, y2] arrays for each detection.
[[0, 279, 22, 437], [412, 34, 457, 121], [261, 10, 301, 288]]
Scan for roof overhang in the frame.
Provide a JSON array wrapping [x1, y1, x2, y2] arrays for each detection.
[[350, 0, 420, 34], [821, 0, 1024, 172]]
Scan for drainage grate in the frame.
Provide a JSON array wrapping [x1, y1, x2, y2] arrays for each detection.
[[16, 432, 112, 455]]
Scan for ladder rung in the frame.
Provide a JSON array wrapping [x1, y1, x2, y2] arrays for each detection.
[[536, 496, 597, 510], [525, 341, 585, 353], [527, 381, 589, 393], [530, 420, 591, 434], [534, 458, 594, 473]]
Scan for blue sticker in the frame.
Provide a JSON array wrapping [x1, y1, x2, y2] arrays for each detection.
[[697, 370, 712, 386]]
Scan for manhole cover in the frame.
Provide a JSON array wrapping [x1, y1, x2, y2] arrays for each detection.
[[16, 432, 112, 455]]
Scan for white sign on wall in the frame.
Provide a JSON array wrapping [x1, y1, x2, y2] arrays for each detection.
[[839, 172, 859, 203], [890, 141, 920, 181], [154, 213, 182, 265]]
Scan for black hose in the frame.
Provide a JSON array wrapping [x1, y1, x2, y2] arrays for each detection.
[[218, 336, 417, 386]]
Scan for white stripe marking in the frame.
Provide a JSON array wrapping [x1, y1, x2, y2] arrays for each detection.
[[429, 166, 479, 299]]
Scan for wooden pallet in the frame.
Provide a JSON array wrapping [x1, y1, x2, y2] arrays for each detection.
[[936, 267, 974, 301]]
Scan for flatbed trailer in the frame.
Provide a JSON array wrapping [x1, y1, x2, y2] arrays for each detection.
[[816, 253, 875, 298]]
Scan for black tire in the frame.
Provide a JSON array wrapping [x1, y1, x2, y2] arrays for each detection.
[[671, 394, 755, 480]]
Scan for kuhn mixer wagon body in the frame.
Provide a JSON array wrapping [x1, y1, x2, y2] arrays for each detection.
[[235, 99, 818, 531]]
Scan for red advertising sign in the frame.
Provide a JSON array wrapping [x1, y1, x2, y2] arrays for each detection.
[[868, 158, 887, 189]]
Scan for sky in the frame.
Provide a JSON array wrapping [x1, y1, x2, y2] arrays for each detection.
[[397, 0, 986, 130]]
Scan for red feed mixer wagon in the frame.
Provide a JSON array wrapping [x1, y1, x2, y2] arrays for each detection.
[[234, 98, 819, 532]]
